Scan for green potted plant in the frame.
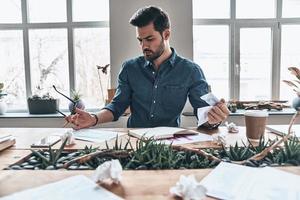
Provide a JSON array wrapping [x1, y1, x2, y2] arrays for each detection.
[[27, 86, 59, 114], [68, 89, 85, 113], [0, 83, 7, 114]]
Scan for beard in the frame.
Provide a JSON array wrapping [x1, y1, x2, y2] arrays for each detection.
[[143, 39, 165, 62]]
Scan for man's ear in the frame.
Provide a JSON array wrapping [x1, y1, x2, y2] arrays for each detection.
[[163, 29, 170, 40]]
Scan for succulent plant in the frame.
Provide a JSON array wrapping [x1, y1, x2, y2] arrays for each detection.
[[0, 83, 7, 99]]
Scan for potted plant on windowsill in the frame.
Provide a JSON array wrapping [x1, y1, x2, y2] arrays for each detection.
[[68, 90, 85, 113], [0, 83, 8, 114], [27, 86, 59, 114]]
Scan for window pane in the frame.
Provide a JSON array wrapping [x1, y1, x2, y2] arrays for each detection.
[[0, 0, 22, 23], [236, 0, 275, 19], [74, 28, 110, 109], [73, 0, 109, 22], [28, 0, 66, 23], [282, 0, 300, 18], [29, 29, 69, 108], [280, 25, 300, 101], [193, 0, 230, 19], [0, 30, 26, 110], [240, 28, 272, 100], [193, 25, 229, 100]]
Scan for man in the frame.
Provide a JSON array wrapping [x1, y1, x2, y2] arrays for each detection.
[[67, 6, 229, 129]]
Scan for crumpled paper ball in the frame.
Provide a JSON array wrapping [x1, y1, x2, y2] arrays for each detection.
[[93, 159, 123, 184], [170, 175, 207, 200], [225, 121, 239, 133], [61, 130, 75, 146]]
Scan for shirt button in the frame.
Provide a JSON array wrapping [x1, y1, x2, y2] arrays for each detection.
[[152, 71, 155, 75], [153, 100, 156, 103], [154, 85, 158, 89], [151, 114, 154, 118]]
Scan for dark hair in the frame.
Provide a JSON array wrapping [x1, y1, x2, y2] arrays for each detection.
[[129, 6, 170, 34]]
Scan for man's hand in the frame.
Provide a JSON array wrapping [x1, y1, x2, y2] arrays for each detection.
[[65, 108, 97, 130], [207, 98, 230, 125]]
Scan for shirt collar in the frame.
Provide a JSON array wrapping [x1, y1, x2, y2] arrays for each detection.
[[143, 47, 177, 68]]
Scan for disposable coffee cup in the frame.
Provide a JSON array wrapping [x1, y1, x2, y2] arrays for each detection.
[[244, 110, 268, 140]]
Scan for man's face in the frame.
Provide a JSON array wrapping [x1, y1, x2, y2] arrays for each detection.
[[136, 23, 167, 61]]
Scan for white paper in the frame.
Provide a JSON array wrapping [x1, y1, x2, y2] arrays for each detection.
[[225, 122, 239, 133], [197, 93, 220, 126], [197, 106, 213, 126], [61, 130, 76, 145], [0, 175, 124, 200], [200, 162, 300, 200], [170, 175, 207, 200], [266, 125, 300, 138], [161, 133, 213, 145], [200, 93, 219, 106], [93, 160, 123, 184], [73, 129, 120, 143], [128, 127, 197, 139]]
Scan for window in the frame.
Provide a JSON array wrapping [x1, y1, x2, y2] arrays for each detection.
[[74, 28, 110, 109], [193, 0, 300, 102], [282, 0, 300, 18], [0, 30, 26, 109], [236, 0, 275, 19], [239, 28, 272, 100], [0, 0, 109, 112], [193, 25, 229, 99], [193, 0, 230, 19], [0, 0, 22, 23], [280, 25, 300, 101]]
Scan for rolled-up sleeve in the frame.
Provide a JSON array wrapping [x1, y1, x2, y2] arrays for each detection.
[[188, 64, 210, 116], [104, 62, 131, 121]]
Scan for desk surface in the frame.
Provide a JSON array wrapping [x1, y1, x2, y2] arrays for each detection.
[[0, 127, 299, 200]]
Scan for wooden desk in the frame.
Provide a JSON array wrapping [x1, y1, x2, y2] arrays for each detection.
[[0, 127, 299, 200]]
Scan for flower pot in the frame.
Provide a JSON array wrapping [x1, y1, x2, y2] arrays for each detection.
[[68, 99, 85, 114], [292, 97, 300, 111], [27, 98, 59, 114], [0, 100, 7, 115]]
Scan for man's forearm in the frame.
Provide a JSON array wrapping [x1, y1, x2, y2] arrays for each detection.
[[94, 109, 114, 125]]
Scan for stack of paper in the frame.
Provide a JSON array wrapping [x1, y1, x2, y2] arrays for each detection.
[[200, 162, 300, 200], [0, 175, 124, 200]]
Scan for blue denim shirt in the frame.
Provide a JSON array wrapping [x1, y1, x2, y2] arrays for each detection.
[[104, 48, 210, 128]]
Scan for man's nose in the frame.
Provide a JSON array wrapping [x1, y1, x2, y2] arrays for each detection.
[[141, 40, 149, 49]]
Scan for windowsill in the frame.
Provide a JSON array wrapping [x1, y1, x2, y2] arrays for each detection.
[[182, 108, 296, 116], [0, 108, 296, 118]]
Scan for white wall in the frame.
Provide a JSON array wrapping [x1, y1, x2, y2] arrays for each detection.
[[109, 0, 193, 88]]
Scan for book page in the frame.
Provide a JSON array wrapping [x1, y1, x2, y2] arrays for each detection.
[[0, 175, 124, 200], [161, 134, 213, 145], [129, 127, 198, 139], [73, 129, 122, 143]]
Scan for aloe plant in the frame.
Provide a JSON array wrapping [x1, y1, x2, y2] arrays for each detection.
[[31, 137, 68, 169]]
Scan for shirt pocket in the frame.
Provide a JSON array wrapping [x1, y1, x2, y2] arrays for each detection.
[[162, 85, 187, 111]]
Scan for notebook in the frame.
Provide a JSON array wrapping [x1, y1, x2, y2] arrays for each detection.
[[266, 125, 300, 138], [128, 127, 199, 139]]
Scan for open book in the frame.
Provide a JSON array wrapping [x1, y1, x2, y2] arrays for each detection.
[[128, 127, 199, 139]]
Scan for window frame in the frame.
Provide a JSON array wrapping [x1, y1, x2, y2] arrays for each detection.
[[0, 0, 109, 112], [193, 0, 300, 100]]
